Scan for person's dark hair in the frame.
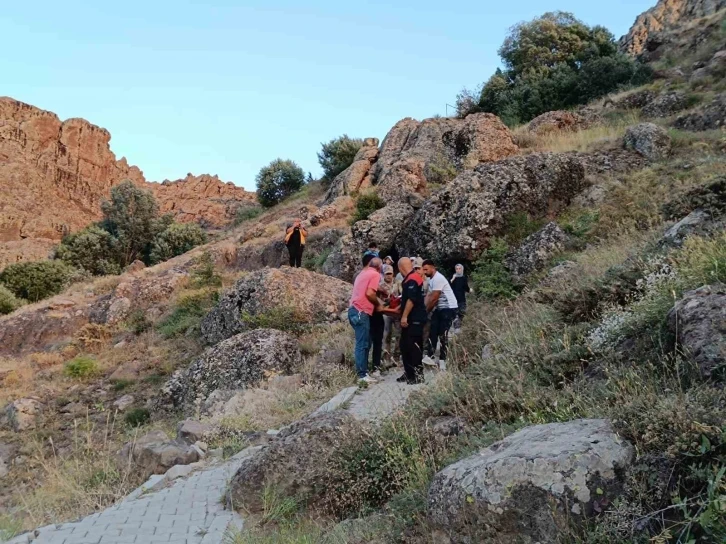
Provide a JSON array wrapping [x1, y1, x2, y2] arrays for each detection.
[[422, 259, 436, 268], [368, 242, 378, 249], [362, 253, 375, 267]]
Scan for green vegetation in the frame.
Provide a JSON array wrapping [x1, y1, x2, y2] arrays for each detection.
[[156, 288, 219, 338], [124, 407, 151, 428], [457, 11, 652, 125], [240, 306, 308, 335], [111, 379, 134, 392], [234, 206, 263, 226], [56, 180, 206, 274], [470, 238, 517, 300], [63, 356, 99, 379], [350, 191, 385, 224], [303, 247, 332, 272], [317, 135, 364, 185], [0, 515, 21, 541], [191, 251, 223, 288], [149, 222, 207, 264], [0, 260, 76, 302], [256, 159, 306, 208], [0, 284, 23, 315]]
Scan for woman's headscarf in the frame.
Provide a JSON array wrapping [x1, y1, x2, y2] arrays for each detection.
[[454, 264, 464, 278]]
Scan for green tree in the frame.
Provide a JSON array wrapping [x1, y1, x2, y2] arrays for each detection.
[[255, 159, 306, 208], [0, 284, 23, 315], [0, 260, 76, 302], [100, 180, 169, 266], [55, 225, 122, 276], [149, 222, 208, 264], [317, 135, 363, 184]]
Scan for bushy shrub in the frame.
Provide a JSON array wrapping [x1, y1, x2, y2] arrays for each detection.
[[233, 206, 262, 226], [470, 238, 517, 300], [149, 222, 207, 264], [317, 135, 364, 184], [156, 288, 219, 338], [64, 356, 99, 379], [55, 225, 122, 276], [350, 192, 385, 224], [459, 12, 652, 126], [191, 251, 223, 288], [0, 260, 76, 302], [256, 159, 306, 208], [0, 284, 23, 315], [124, 407, 150, 428], [240, 306, 308, 335]]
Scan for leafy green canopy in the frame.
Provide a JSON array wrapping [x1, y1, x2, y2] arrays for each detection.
[[317, 135, 363, 184], [457, 11, 652, 125], [256, 159, 306, 208]]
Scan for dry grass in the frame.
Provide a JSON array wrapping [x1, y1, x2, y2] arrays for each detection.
[[513, 111, 641, 154]]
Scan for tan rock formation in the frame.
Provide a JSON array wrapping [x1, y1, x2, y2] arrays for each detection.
[[323, 138, 380, 204], [528, 111, 587, 135], [147, 173, 258, 228], [620, 0, 726, 56]]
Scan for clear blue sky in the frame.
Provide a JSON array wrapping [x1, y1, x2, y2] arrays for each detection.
[[1, 0, 655, 190]]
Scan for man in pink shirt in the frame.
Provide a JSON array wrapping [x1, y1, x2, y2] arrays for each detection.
[[348, 255, 383, 384]]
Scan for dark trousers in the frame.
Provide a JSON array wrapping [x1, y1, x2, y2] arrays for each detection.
[[427, 309, 456, 361], [370, 312, 385, 372], [400, 325, 424, 383], [287, 244, 304, 268]]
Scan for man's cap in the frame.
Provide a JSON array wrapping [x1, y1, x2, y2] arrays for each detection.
[[413, 257, 424, 268]]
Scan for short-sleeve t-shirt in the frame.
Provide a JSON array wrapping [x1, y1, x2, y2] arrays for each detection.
[[350, 266, 381, 316], [429, 271, 459, 310]]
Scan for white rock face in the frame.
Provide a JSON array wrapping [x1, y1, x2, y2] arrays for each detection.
[[427, 419, 634, 544]]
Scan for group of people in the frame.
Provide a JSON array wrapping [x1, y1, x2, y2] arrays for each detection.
[[348, 243, 471, 385]]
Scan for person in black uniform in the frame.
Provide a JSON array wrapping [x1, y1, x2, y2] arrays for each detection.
[[395, 256, 428, 384], [284, 219, 307, 268]]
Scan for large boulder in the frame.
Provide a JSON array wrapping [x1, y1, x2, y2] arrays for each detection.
[[668, 284, 726, 379], [323, 138, 380, 204], [427, 419, 634, 544], [161, 329, 302, 408], [642, 91, 689, 118], [118, 430, 200, 479], [1, 398, 43, 432], [397, 153, 586, 264], [228, 412, 357, 513], [326, 203, 415, 282], [527, 111, 587, 135], [374, 114, 518, 204], [623, 123, 672, 160], [673, 92, 726, 131], [505, 223, 570, 283], [200, 267, 351, 345]]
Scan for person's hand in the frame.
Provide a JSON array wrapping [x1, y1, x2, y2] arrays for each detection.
[[401, 317, 409, 328]]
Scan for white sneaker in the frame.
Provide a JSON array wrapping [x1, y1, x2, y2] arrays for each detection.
[[360, 375, 378, 384], [370, 370, 382, 379], [422, 355, 438, 367]]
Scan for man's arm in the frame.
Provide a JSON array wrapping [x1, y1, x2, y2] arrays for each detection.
[[365, 287, 379, 304], [400, 299, 414, 328], [426, 290, 441, 313]]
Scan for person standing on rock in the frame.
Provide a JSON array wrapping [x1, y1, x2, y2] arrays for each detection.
[[422, 260, 458, 371], [450, 264, 472, 329], [284, 219, 307, 268], [395, 257, 427, 384], [348, 255, 384, 384]]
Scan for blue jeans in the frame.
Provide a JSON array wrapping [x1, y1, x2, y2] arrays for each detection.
[[348, 307, 371, 378]]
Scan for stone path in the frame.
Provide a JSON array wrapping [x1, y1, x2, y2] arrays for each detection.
[[6, 368, 438, 544]]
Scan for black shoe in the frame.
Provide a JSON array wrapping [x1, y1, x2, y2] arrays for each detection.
[[396, 374, 407, 383]]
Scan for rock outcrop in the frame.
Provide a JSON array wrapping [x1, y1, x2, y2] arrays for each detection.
[[668, 284, 726, 379], [200, 267, 351, 345], [528, 111, 587, 134], [160, 329, 302, 408], [620, 0, 726, 57], [674, 92, 726, 131], [228, 412, 357, 513], [427, 419, 634, 544], [642, 91, 690, 118], [397, 153, 586, 264], [118, 430, 201, 479], [1, 398, 43, 432], [374, 114, 518, 204], [505, 223, 570, 283], [623, 123, 672, 160], [323, 138, 380, 204], [148, 174, 258, 229]]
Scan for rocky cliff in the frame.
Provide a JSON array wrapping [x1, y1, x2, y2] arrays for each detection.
[[620, 0, 726, 56], [0, 97, 256, 269]]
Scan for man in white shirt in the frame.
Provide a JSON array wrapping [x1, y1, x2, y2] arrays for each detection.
[[421, 259, 458, 371]]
